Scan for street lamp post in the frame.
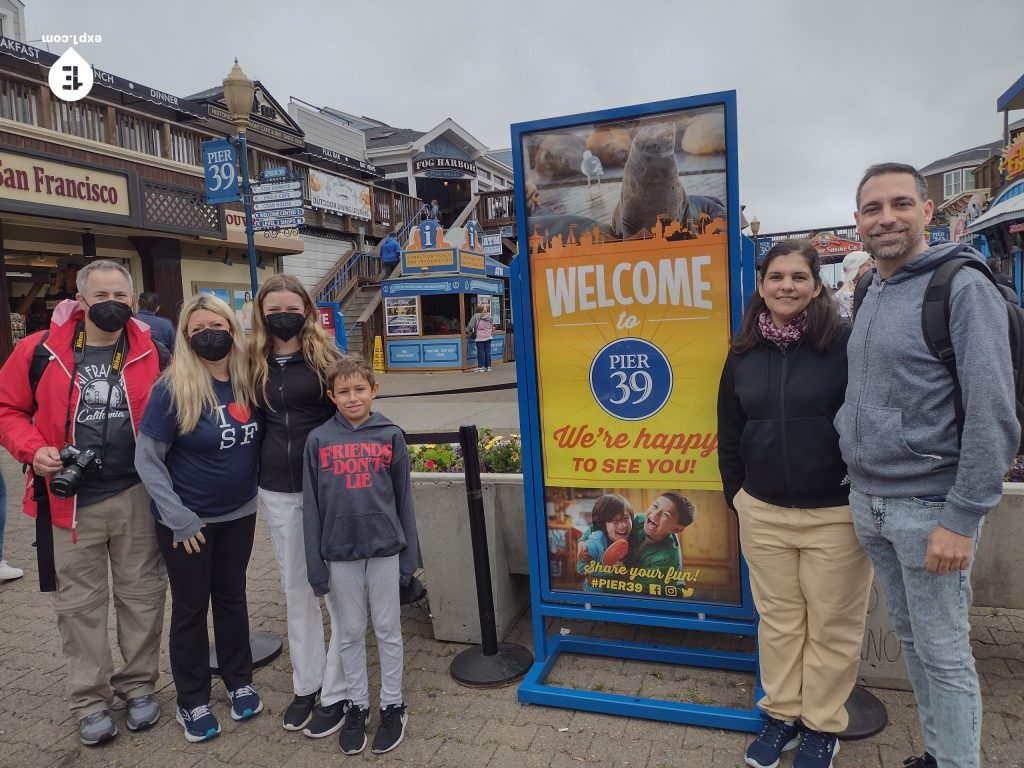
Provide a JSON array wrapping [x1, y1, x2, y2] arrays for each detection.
[[222, 60, 259, 297], [750, 216, 761, 268]]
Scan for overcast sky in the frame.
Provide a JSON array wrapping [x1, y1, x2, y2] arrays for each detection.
[[21, 0, 1024, 233]]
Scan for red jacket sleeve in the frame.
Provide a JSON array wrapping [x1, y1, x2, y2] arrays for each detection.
[[0, 335, 50, 465]]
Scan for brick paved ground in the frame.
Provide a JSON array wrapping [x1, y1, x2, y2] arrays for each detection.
[[2, 368, 1022, 768]]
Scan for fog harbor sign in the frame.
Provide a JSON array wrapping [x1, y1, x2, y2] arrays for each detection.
[[413, 156, 478, 179]]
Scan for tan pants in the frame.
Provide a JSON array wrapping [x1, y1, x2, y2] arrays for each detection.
[[51, 483, 167, 718], [735, 488, 873, 733]]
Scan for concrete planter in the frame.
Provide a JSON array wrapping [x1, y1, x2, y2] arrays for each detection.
[[413, 472, 1024, 680], [412, 472, 531, 644]]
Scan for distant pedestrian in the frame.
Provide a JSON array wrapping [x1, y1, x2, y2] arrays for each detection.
[[429, 199, 440, 222], [466, 303, 494, 372], [137, 291, 176, 352], [380, 234, 401, 278], [0, 472, 23, 582], [834, 251, 873, 322]]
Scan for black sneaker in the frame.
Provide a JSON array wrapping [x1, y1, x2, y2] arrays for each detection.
[[902, 755, 938, 768], [302, 699, 349, 738], [339, 705, 369, 755], [283, 690, 320, 731], [371, 703, 408, 754]]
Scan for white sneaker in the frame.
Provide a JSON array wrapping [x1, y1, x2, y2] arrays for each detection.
[[473, 367, 484, 372], [486, 367, 493, 371], [0, 561, 24, 582]]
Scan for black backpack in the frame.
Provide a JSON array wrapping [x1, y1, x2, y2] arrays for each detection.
[[853, 251, 1024, 451]]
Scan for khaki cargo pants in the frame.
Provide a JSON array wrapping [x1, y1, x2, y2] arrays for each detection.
[[51, 483, 166, 719]]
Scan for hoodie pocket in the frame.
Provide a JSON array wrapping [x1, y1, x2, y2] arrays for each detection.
[[784, 416, 846, 494], [323, 513, 403, 561], [738, 419, 787, 497], [839, 404, 940, 479]]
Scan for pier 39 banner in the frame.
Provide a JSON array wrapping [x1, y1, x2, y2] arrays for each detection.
[[519, 98, 742, 608]]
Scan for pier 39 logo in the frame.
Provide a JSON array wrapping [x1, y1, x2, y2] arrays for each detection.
[[589, 338, 672, 421]]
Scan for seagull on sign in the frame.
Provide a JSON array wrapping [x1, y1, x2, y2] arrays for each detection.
[[581, 150, 604, 187]]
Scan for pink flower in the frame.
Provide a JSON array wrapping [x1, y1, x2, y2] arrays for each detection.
[[426, 460, 436, 470]]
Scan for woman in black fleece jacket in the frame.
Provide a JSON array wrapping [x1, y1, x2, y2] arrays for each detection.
[[250, 274, 341, 734], [717, 240, 872, 768]]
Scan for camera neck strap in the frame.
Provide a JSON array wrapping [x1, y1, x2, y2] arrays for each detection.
[[61, 322, 128, 454]]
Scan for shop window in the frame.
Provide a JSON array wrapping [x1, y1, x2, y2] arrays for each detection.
[[169, 126, 202, 166], [50, 99, 106, 142], [943, 168, 976, 200], [420, 293, 461, 336], [0, 76, 39, 125], [116, 111, 161, 156]]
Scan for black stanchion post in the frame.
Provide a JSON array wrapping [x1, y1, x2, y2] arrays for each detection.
[[449, 424, 533, 687]]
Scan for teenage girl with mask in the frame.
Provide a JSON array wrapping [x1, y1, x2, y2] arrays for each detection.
[[249, 274, 342, 736], [134, 294, 263, 743]]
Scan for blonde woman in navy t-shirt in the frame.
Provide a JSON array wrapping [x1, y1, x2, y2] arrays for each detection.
[[134, 294, 262, 744]]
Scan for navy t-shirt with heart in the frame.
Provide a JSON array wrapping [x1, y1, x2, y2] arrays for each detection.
[[140, 378, 261, 518]]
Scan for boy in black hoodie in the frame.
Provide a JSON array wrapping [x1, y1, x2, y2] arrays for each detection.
[[302, 356, 417, 755]]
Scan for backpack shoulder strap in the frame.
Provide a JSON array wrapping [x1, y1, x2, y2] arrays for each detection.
[[154, 340, 171, 372], [28, 331, 52, 395], [921, 248, 989, 444], [852, 271, 873, 319]]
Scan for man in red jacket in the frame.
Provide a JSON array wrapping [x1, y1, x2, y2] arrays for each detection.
[[0, 260, 167, 746]]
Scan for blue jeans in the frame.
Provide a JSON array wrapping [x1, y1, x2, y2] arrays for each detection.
[[849, 489, 981, 768], [475, 340, 491, 369]]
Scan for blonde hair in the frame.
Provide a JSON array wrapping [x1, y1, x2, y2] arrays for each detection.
[[163, 294, 254, 433], [250, 274, 341, 407]]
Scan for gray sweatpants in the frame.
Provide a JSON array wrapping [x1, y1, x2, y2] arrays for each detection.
[[322, 555, 403, 709]]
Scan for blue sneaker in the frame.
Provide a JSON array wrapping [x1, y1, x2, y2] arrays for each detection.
[[793, 729, 839, 768], [745, 715, 801, 768], [175, 704, 221, 743], [228, 684, 264, 721]]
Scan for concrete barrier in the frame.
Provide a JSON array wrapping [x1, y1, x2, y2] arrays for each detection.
[[413, 474, 1024, 664], [413, 473, 531, 644]]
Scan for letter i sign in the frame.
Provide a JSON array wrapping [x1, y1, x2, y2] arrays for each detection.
[[49, 48, 94, 102]]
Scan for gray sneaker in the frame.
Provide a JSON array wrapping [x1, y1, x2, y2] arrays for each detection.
[[79, 710, 117, 746], [126, 694, 161, 731]]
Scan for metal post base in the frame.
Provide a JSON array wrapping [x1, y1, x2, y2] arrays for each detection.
[[840, 685, 888, 740], [210, 631, 283, 675], [450, 643, 533, 688]]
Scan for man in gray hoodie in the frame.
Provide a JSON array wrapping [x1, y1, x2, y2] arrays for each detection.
[[837, 162, 1019, 768]]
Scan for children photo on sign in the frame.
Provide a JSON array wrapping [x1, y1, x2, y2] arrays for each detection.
[[546, 486, 740, 605]]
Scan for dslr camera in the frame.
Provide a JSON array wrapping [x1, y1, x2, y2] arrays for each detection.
[[50, 445, 102, 499]]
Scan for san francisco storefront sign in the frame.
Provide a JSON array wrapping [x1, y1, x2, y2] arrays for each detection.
[[0, 149, 130, 216]]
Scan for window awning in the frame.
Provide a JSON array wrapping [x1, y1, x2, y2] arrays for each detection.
[[485, 256, 508, 277], [967, 192, 1024, 233]]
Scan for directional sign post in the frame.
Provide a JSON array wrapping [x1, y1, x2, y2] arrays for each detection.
[[252, 169, 304, 234]]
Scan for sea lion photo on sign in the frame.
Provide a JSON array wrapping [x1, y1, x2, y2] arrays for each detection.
[[611, 122, 685, 238], [680, 112, 726, 155]]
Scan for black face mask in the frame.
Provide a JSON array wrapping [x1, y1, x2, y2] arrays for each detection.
[[86, 300, 133, 333], [189, 329, 233, 361], [265, 312, 306, 342]]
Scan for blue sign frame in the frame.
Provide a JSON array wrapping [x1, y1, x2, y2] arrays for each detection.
[[510, 91, 761, 732]]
